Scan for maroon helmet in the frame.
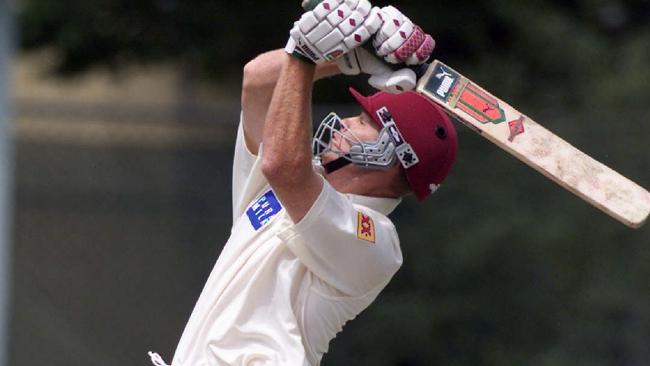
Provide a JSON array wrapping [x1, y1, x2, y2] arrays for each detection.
[[349, 88, 458, 200]]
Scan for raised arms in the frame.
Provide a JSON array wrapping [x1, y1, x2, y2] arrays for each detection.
[[241, 50, 339, 155]]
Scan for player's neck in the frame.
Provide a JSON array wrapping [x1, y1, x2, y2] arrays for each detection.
[[324, 165, 403, 199]]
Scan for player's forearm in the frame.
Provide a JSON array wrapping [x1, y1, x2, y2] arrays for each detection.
[[261, 55, 316, 183], [241, 50, 338, 155], [261, 56, 323, 223]]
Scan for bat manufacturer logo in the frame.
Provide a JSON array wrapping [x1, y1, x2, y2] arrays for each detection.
[[356, 211, 376, 243], [456, 83, 506, 124], [435, 68, 456, 98], [423, 63, 460, 102], [435, 68, 453, 79]]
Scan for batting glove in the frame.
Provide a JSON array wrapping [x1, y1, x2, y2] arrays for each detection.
[[285, 0, 383, 64], [373, 6, 435, 65], [336, 47, 417, 94]]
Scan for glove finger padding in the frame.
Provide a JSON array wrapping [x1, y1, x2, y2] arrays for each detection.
[[373, 7, 412, 51], [373, 6, 435, 65], [336, 46, 387, 75], [368, 68, 417, 94], [287, 0, 383, 64], [336, 50, 363, 75], [336, 48, 417, 94]]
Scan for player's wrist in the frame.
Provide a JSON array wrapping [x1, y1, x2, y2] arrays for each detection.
[[291, 52, 318, 65], [285, 38, 317, 65]]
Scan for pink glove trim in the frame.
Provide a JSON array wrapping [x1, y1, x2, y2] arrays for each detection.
[[415, 34, 435, 62], [394, 26, 425, 62]]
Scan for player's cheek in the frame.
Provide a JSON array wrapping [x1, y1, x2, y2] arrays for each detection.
[[360, 126, 380, 141], [330, 134, 347, 153]]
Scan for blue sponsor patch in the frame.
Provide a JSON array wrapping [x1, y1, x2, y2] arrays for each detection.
[[246, 190, 283, 230]]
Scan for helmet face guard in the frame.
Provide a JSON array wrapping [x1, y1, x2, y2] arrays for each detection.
[[312, 112, 399, 171]]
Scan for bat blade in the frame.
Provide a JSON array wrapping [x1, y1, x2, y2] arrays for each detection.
[[416, 60, 650, 228]]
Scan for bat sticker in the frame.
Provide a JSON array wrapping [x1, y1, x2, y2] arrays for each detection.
[[456, 83, 506, 124], [422, 63, 461, 103], [508, 115, 526, 142]]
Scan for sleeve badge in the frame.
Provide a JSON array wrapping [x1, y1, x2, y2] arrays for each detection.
[[356, 211, 376, 244]]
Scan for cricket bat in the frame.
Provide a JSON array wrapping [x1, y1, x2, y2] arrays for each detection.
[[415, 60, 650, 229]]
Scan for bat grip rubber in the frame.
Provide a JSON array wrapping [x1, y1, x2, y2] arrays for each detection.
[[412, 63, 430, 80]]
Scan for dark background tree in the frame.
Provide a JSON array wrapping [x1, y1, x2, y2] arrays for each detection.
[[19, 0, 650, 103]]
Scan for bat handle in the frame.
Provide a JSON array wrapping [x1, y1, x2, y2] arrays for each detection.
[[412, 62, 430, 80]]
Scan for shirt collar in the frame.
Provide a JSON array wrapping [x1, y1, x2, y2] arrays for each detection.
[[347, 194, 402, 215]]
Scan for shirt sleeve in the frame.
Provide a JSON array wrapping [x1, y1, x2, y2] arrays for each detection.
[[232, 116, 259, 219], [277, 177, 403, 297]]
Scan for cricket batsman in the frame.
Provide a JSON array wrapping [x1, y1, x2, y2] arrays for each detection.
[[149, 1, 458, 364]]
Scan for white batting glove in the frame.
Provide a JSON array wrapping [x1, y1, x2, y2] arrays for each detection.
[[285, 0, 383, 64], [372, 6, 435, 65], [336, 47, 416, 93]]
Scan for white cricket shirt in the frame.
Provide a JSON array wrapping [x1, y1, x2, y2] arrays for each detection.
[[170, 119, 403, 366]]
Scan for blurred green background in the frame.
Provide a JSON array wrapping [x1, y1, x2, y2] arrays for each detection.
[[7, 0, 650, 365]]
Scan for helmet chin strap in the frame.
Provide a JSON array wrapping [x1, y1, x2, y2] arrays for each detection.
[[323, 156, 352, 174]]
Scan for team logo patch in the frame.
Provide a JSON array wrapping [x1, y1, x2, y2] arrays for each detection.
[[356, 211, 376, 244], [246, 190, 283, 230]]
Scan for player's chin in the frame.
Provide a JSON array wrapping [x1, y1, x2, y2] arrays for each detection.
[[320, 152, 342, 165]]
